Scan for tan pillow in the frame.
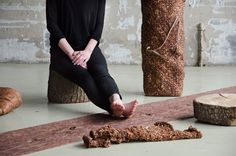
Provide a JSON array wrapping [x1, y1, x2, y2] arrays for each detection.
[[0, 87, 23, 115]]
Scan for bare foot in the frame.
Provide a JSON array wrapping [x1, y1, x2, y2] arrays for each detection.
[[111, 98, 125, 117], [123, 100, 138, 118]]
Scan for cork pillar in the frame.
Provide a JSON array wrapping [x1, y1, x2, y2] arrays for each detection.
[[141, 0, 186, 96], [47, 69, 89, 103]]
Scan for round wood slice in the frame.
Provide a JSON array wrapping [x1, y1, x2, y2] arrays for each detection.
[[193, 94, 236, 126]]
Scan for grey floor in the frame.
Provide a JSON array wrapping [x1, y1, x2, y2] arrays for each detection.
[[0, 64, 236, 156]]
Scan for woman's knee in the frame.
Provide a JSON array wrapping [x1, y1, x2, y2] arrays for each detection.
[[69, 66, 91, 81], [88, 47, 107, 66], [89, 65, 109, 78]]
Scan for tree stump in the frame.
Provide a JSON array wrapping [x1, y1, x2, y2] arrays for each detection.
[[141, 0, 185, 96], [47, 70, 89, 103], [193, 94, 236, 126], [0, 87, 23, 115]]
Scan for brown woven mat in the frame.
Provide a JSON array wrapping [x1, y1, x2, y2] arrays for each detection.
[[1, 86, 236, 156]]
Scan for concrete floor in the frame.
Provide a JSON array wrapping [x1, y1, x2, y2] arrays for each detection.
[[0, 64, 236, 156]]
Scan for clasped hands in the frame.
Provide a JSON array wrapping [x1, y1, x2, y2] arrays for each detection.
[[69, 49, 92, 69]]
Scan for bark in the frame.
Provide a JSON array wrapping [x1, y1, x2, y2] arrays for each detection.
[[193, 94, 236, 126], [47, 69, 89, 103]]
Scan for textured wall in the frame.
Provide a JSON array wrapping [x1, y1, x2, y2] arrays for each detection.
[[185, 0, 236, 65], [0, 0, 48, 63], [0, 0, 236, 65]]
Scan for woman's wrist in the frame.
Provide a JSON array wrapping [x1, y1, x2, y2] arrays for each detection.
[[67, 51, 75, 59], [84, 38, 97, 55], [67, 50, 75, 56], [85, 48, 92, 55], [58, 38, 75, 59]]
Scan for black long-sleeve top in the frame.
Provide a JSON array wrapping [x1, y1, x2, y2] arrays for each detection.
[[46, 0, 106, 50]]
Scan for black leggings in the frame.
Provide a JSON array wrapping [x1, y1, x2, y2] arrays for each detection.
[[50, 46, 121, 114]]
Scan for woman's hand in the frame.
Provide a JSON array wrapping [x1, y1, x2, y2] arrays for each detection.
[[72, 49, 92, 69]]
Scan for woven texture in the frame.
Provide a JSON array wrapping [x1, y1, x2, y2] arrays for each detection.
[[141, 0, 185, 96], [1, 86, 236, 155]]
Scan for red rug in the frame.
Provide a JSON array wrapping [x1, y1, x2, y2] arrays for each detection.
[[1, 86, 236, 156]]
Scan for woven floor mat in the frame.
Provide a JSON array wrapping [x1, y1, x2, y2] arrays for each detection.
[[1, 86, 236, 155]]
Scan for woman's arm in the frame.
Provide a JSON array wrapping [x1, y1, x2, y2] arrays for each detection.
[[46, 0, 74, 59], [46, 0, 64, 45], [91, 0, 106, 42], [58, 39, 75, 60], [85, 39, 98, 54], [72, 39, 97, 68], [72, 0, 106, 67]]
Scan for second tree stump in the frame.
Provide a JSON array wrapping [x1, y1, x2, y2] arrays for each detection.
[[193, 94, 236, 126]]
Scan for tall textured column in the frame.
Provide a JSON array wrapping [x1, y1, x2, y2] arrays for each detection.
[[141, 0, 185, 96]]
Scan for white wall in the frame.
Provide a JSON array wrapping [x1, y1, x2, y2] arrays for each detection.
[[0, 0, 235, 65]]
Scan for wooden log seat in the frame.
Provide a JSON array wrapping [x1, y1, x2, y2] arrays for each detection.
[[193, 94, 236, 126], [47, 69, 89, 103]]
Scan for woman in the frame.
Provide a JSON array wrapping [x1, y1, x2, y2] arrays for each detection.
[[46, 0, 137, 118]]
